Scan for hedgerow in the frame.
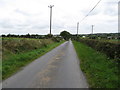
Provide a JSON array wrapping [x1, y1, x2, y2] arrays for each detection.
[[76, 38, 120, 63]]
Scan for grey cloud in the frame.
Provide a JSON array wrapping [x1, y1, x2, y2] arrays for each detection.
[[103, 7, 117, 16], [0, 19, 31, 30], [15, 9, 31, 16], [106, 19, 117, 23], [53, 23, 65, 29], [31, 25, 49, 30], [0, 20, 14, 29], [81, 7, 100, 17], [106, 2, 118, 5], [0, 0, 7, 7], [16, 24, 30, 27], [103, 1, 118, 16]]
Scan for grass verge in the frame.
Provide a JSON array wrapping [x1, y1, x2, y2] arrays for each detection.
[[73, 41, 118, 88], [2, 41, 64, 80]]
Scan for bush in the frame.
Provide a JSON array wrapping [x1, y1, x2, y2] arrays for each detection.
[[45, 34, 53, 38], [52, 37, 63, 42], [77, 39, 120, 62], [2, 38, 54, 59]]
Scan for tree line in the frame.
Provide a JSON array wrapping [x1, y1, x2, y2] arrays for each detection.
[[1, 32, 120, 40]]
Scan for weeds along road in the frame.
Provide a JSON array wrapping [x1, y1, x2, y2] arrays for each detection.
[[3, 40, 88, 88]]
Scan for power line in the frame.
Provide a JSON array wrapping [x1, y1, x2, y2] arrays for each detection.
[[80, 0, 102, 23]]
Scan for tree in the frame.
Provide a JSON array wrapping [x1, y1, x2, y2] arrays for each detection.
[[45, 34, 53, 38], [60, 31, 71, 40]]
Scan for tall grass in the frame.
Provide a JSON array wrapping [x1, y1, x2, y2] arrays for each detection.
[[2, 38, 53, 58], [2, 37, 64, 80], [73, 41, 119, 88]]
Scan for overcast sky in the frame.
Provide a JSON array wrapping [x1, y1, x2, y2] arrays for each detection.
[[0, 0, 119, 35]]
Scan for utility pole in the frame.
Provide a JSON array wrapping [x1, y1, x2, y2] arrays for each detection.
[[48, 5, 54, 35], [77, 22, 79, 36], [92, 25, 94, 34]]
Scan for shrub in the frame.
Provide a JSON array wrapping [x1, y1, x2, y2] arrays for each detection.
[[52, 37, 63, 42], [77, 39, 120, 62], [2, 38, 54, 59]]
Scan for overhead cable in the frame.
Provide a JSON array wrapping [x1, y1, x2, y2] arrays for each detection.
[[80, 0, 102, 23]]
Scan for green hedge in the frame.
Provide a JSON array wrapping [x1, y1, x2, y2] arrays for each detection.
[[77, 39, 120, 62]]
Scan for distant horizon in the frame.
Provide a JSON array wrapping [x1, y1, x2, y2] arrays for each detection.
[[1, 32, 119, 36]]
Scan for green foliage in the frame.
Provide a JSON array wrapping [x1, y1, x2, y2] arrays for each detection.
[[2, 38, 53, 58], [2, 37, 64, 79], [73, 41, 119, 88], [52, 37, 63, 42], [60, 31, 71, 40], [45, 34, 53, 38], [77, 39, 120, 62], [2, 34, 46, 39]]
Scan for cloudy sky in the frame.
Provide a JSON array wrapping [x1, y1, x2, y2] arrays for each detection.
[[0, 0, 118, 35]]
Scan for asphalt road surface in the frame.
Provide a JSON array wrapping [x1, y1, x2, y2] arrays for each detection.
[[3, 40, 88, 88]]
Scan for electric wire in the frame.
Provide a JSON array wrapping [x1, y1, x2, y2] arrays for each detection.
[[80, 0, 102, 23]]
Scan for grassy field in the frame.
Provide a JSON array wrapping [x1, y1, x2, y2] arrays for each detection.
[[73, 41, 118, 88], [2, 37, 64, 80]]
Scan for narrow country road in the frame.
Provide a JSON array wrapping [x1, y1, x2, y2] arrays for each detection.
[[3, 40, 88, 88]]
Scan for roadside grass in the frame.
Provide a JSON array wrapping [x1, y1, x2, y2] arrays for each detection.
[[2, 38, 54, 60], [73, 41, 118, 88], [2, 40, 64, 80]]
